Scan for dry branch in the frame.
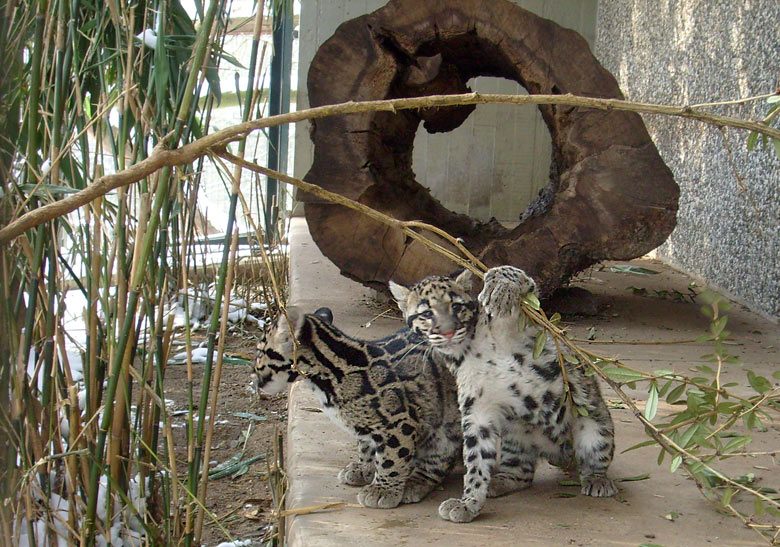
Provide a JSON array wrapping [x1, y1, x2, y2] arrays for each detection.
[[214, 150, 486, 276], [2, 92, 778, 245]]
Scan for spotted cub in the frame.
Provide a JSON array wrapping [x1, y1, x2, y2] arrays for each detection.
[[391, 266, 616, 523], [254, 306, 461, 509]]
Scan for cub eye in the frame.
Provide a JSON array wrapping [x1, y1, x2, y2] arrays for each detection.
[[420, 310, 434, 319], [451, 302, 463, 311]]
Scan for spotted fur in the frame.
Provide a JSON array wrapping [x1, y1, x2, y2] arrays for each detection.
[[254, 306, 461, 509], [390, 266, 616, 523]]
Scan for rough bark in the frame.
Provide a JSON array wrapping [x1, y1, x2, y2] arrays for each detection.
[[301, 0, 680, 295]]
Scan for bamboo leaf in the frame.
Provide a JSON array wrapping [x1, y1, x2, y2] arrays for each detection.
[[754, 498, 764, 516], [720, 487, 734, 507], [523, 293, 541, 311], [670, 454, 682, 473], [621, 439, 657, 454], [721, 436, 751, 454], [710, 316, 728, 337], [600, 364, 647, 383], [609, 264, 660, 275], [204, 63, 222, 104], [533, 330, 547, 360], [743, 411, 762, 431], [746, 130, 759, 151], [678, 423, 699, 449], [644, 383, 659, 421], [616, 473, 651, 482], [666, 383, 686, 404], [746, 370, 771, 394], [767, 507, 780, 518], [231, 411, 269, 421], [563, 352, 579, 365]]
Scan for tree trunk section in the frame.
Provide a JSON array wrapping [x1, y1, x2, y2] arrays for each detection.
[[302, 0, 679, 296]]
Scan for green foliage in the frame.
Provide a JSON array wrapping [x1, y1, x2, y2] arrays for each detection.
[[0, 0, 287, 545], [634, 291, 780, 542], [746, 93, 780, 158], [557, 287, 779, 542]]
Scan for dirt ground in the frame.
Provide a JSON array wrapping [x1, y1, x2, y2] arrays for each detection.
[[163, 322, 288, 546]]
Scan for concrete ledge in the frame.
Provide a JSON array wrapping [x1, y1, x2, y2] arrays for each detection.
[[285, 217, 779, 546]]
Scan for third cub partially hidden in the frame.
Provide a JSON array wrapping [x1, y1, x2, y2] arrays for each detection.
[[390, 266, 617, 523], [254, 307, 461, 509]]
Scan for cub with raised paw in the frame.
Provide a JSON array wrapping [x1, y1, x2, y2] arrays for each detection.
[[391, 266, 617, 522], [254, 306, 461, 509]]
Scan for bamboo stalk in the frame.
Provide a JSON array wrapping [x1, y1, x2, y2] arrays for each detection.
[[184, 187, 240, 546], [192, 2, 268, 540], [194, 229, 240, 542]]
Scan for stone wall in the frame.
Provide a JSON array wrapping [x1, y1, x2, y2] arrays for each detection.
[[596, 1, 780, 319]]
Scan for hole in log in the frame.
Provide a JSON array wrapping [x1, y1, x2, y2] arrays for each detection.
[[412, 76, 553, 222]]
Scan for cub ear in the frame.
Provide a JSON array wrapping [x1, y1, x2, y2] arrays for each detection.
[[278, 306, 306, 338], [273, 307, 307, 352], [388, 281, 411, 316], [313, 307, 333, 324], [454, 268, 473, 292]]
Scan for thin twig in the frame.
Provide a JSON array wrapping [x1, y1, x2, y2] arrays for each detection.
[[213, 152, 486, 278], [571, 337, 699, 345], [689, 92, 779, 109]]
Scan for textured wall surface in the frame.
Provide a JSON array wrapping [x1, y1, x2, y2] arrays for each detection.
[[596, 1, 780, 319]]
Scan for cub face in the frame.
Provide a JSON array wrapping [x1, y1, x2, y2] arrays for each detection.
[[389, 270, 476, 354], [253, 306, 333, 394]]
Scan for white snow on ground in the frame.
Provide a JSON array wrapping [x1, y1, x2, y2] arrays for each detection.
[[17, 237, 280, 546], [135, 29, 158, 49], [214, 540, 253, 547], [16, 475, 148, 546], [172, 346, 211, 363]]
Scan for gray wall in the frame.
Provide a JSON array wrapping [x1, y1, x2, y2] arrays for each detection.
[[596, 1, 780, 319], [294, 0, 597, 222]]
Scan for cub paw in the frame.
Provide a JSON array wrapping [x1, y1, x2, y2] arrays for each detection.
[[338, 462, 374, 486], [438, 497, 481, 523], [547, 452, 576, 472], [357, 484, 404, 509], [581, 476, 618, 498], [479, 266, 537, 315], [402, 480, 436, 504], [487, 474, 531, 498]]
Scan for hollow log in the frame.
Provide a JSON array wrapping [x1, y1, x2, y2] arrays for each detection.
[[301, 0, 679, 296]]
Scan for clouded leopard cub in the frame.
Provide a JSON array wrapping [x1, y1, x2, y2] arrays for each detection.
[[390, 266, 617, 523], [254, 306, 461, 509]]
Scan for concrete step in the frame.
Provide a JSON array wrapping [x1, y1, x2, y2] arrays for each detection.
[[284, 217, 778, 546]]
